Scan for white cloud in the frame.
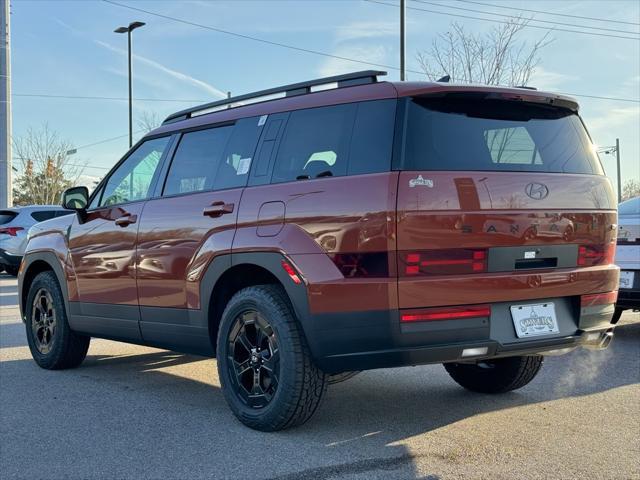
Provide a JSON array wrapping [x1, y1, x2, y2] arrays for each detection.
[[528, 66, 577, 92], [318, 44, 389, 78], [95, 40, 227, 99], [335, 21, 399, 43], [586, 105, 640, 135]]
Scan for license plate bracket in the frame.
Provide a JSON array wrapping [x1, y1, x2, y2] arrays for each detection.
[[510, 303, 559, 338], [620, 271, 635, 289]]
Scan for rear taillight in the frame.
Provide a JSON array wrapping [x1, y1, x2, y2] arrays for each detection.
[[578, 243, 615, 267], [401, 304, 491, 322], [581, 291, 618, 307], [0, 227, 24, 236], [401, 249, 487, 276]]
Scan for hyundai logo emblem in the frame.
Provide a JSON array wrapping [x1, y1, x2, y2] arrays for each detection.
[[525, 182, 549, 200]]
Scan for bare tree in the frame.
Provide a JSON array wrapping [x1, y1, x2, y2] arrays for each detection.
[[137, 110, 161, 133], [622, 179, 640, 201], [12, 124, 84, 205], [416, 19, 553, 86]]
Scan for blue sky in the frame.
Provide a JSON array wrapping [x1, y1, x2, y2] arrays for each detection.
[[10, 0, 640, 192]]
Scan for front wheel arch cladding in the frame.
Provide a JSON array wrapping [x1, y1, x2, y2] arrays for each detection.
[[20, 252, 70, 323], [200, 252, 316, 358]]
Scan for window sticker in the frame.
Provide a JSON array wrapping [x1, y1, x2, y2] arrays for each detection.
[[237, 157, 252, 175], [258, 115, 268, 126]]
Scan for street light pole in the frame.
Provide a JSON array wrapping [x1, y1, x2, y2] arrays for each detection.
[[115, 21, 145, 149], [400, 0, 406, 81]]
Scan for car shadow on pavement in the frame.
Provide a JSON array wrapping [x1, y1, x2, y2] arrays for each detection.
[[1, 323, 638, 479]]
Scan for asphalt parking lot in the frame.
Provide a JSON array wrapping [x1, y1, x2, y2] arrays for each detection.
[[1, 273, 639, 480]]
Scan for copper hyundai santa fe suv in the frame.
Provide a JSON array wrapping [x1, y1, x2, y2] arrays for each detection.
[[19, 71, 619, 431]]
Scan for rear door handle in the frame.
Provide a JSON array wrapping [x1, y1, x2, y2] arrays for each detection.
[[203, 202, 234, 218], [115, 214, 138, 227]]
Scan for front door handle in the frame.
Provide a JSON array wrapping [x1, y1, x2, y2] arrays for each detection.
[[115, 214, 138, 227], [203, 202, 234, 218]]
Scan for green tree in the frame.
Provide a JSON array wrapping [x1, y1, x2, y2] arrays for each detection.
[[12, 125, 84, 205]]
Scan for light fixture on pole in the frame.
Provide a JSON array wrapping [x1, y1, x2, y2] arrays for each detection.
[[114, 21, 146, 148], [597, 138, 622, 204]]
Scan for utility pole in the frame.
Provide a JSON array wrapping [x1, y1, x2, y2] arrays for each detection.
[[597, 139, 623, 204], [400, 0, 406, 81], [0, 0, 11, 208], [615, 138, 622, 204]]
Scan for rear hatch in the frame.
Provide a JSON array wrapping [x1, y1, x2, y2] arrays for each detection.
[[395, 93, 617, 310]]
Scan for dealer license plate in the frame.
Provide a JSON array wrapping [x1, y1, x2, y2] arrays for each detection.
[[510, 303, 559, 338], [620, 271, 635, 289]]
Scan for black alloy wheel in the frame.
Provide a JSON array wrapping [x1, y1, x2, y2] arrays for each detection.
[[227, 310, 280, 408], [31, 288, 58, 355]]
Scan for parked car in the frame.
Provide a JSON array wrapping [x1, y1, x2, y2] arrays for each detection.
[[613, 196, 640, 322], [0, 206, 73, 276], [18, 71, 619, 431]]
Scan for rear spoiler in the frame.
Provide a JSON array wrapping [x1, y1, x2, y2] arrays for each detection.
[[418, 90, 579, 113]]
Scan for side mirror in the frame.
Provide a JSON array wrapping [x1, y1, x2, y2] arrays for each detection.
[[62, 186, 89, 211]]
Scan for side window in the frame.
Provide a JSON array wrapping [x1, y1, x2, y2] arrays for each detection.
[[55, 210, 73, 218], [31, 211, 57, 222], [349, 99, 396, 175], [163, 126, 233, 196], [88, 186, 103, 210], [271, 104, 357, 184], [213, 117, 262, 190], [100, 137, 170, 207]]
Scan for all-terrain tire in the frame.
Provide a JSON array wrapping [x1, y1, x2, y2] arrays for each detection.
[[25, 271, 90, 369], [216, 285, 327, 431], [444, 355, 543, 394]]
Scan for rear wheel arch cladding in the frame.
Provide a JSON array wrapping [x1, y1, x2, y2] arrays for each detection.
[[202, 253, 314, 357]]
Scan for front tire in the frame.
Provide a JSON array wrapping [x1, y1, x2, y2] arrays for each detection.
[[444, 355, 543, 394], [25, 271, 90, 369], [216, 285, 327, 431]]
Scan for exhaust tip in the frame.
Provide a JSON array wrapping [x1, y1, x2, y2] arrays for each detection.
[[583, 330, 613, 350]]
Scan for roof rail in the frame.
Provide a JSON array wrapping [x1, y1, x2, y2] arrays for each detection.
[[162, 70, 387, 125]]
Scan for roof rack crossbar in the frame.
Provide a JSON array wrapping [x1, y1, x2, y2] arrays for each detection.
[[162, 70, 387, 124]]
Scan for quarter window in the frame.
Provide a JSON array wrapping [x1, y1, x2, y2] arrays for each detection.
[[100, 137, 170, 207]]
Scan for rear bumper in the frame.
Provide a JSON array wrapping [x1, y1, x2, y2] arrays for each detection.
[[0, 249, 21, 268], [315, 330, 613, 373], [307, 296, 616, 373]]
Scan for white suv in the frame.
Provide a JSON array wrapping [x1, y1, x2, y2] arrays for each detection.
[[614, 197, 640, 322], [0, 206, 72, 276]]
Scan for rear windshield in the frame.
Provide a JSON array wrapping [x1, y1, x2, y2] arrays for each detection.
[[402, 97, 603, 174], [0, 210, 17, 225]]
